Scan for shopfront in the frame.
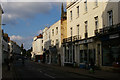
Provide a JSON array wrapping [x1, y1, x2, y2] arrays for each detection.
[[63, 37, 96, 67], [101, 33, 120, 67], [49, 46, 58, 64], [79, 38, 96, 68], [64, 43, 74, 66]]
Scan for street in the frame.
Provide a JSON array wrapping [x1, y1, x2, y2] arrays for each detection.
[[12, 60, 101, 79]]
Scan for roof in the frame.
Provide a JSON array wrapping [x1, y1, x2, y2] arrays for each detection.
[[37, 34, 43, 38]]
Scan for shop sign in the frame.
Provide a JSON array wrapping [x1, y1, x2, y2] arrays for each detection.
[[79, 38, 93, 44], [109, 34, 119, 39]]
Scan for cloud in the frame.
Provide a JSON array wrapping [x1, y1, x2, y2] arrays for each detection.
[[10, 35, 33, 49], [10, 35, 23, 40], [2, 2, 52, 25]]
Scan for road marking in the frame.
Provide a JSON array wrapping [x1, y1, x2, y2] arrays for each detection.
[[44, 73, 55, 79]]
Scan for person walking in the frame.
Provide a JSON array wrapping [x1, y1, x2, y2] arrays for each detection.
[[5, 58, 10, 71], [89, 58, 95, 73]]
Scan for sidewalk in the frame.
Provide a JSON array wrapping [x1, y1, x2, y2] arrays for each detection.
[[34, 62, 120, 80], [2, 63, 14, 80], [2, 63, 18, 80]]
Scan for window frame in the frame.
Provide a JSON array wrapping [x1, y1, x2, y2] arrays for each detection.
[[77, 24, 79, 36], [56, 27, 58, 35], [70, 10, 72, 21], [77, 6, 79, 17], [94, 16, 98, 30], [84, 0, 87, 12], [108, 10, 113, 26], [52, 29, 54, 36], [85, 21, 88, 33]]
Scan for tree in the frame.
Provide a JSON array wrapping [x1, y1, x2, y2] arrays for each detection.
[[26, 47, 32, 59]]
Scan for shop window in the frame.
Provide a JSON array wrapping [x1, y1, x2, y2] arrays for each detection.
[[102, 41, 120, 66], [89, 49, 96, 63], [80, 50, 87, 63], [70, 45, 72, 62], [73, 45, 75, 62], [65, 46, 70, 63], [80, 50, 84, 63]]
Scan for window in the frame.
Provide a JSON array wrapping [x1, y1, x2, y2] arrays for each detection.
[[52, 40, 54, 45], [95, 0, 98, 7], [56, 39, 59, 45], [52, 29, 54, 36], [42, 40, 43, 43], [42, 46, 43, 50], [85, 21, 88, 33], [108, 10, 113, 26], [84, 0, 87, 12], [77, 24, 79, 36], [56, 27, 58, 35], [77, 6, 79, 17], [70, 11, 72, 21], [95, 16, 98, 30], [70, 27, 73, 36], [49, 32, 50, 39], [102, 40, 120, 66]]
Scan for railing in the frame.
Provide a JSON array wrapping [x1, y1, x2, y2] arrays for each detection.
[[95, 23, 120, 36], [63, 35, 81, 43]]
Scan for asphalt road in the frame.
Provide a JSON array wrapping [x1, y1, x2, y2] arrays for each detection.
[[13, 60, 101, 80]]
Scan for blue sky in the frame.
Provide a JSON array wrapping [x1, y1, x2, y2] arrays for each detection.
[[2, 2, 65, 50]]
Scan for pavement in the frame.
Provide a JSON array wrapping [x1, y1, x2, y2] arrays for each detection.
[[2, 63, 14, 80], [2, 60, 120, 80], [34, 61, 120, 80]]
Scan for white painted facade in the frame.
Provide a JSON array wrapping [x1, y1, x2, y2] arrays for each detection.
[[63, 0, 120, 68], [43, 20, 61, 51], [43, 20, 61, 64], [67, 0, 120, 38], [43, 27, 51, 52], [50, 20, 61, 49], [9, 40, 21, 55], [31, 35, 43, 58]]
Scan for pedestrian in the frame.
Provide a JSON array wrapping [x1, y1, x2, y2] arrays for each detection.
[[5, 58, 10, 71], [10, 56, 13, 64], [89, 58, 95, 73]]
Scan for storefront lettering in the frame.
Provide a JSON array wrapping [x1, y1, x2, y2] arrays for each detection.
[[109, 34, 119, 39], [79, 38, 93, 44]]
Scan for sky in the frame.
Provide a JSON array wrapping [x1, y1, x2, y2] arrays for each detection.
[[1, 2, 65, 50]]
